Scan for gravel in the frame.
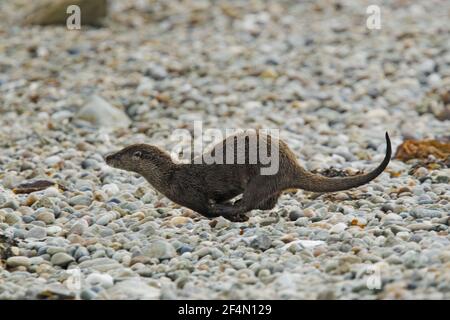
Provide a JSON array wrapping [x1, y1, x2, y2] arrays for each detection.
[[0, 0, 449, 300]]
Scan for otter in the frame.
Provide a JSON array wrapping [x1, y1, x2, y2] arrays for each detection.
[[105, 131, 391, 222]]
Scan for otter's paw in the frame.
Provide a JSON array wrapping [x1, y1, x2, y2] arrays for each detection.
[[210, 204, 249, 222], [225, 213, 249, 222]]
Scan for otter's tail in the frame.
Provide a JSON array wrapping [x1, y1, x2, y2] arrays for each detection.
[[295, 132, 391, 193]]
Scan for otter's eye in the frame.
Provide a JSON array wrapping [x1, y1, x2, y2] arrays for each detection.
[[133, 151, 142, 158]]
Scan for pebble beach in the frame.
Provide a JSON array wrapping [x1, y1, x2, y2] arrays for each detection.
[[0, 0, 449, 299]]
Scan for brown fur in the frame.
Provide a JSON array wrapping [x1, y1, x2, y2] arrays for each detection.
[[105, 132, 391, 222]]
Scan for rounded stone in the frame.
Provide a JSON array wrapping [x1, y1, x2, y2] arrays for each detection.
[[143, 240, 176, 260], [51, 252, 75, 267], [26, 226, 47, 240], [6, 256, 31, 268], [169, 216, 192, 227], [288, 209, 303, 221], [36, 211, 55, 224]]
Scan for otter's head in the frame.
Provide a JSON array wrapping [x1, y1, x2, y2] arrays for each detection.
[[105, 144, 173, 175]]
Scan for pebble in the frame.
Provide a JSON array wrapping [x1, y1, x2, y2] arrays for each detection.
[[383, 213, 402, 221], [250, 234, 272, 251], [32, 197, 54, 209], [96, 280, 160, 300], [85, 273, 114, 289], [46, 226, 62, 236], [408, 223, 433, 231], [169, 216, 192, 227], [413, 167, 429, 179], [80, 289, 97, 300], [50, 252, 75, 267], [214, 216, 231, 229], [330, 223, 347, 234], [96, 214, 112, 226], [2, 200, 20, 210], [44, 156, 62, 166], [69, 220, 89, 235], [74, 247, 89, 261], [5, 212, 21, 225], [36, 211, 55, 224], [102, 184, 120, 196], [396, 231, 411, 241], [145, 63, 168, 80], [75, 95, 131, 129], [288, 209, 303, 221], [26, 226, 47, 240], [143, 240, 176, 260], [6, 256, 31, 268], [68, 195, 92, 207], [411, 208, 442, 218]]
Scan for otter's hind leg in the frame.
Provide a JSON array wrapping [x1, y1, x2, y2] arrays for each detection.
[[256, 192, 280, 210], [212, 177, 281, 221]]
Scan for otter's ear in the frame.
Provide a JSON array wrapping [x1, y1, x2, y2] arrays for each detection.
[[132, 151, 142, 159]]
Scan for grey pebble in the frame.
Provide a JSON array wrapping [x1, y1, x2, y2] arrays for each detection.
[[26, 226, 47, 240], [51, 252, 75, 267]]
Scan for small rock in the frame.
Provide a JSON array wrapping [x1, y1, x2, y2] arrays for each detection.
[[69, 220, 89, 235], [51, 252, 75, 267], [295, 217, 310, 227], [96, 214, 112, 226], [418, 59, 436, 74], [288, 209, 303, 221], [137, 77, 155, 96], [411, 208, 442, 218], [179, 245, 193, 255], [69, 195, 92, 207], [96, 279, 160, 300], [214, 216, 231, 228], [75, 95, 130, 129], [74, 247, 89, 260], [383, 213, 402, 221], [32, 196, 54, 209], [330, 222, 347, 234], [334, 192, 350, 200], [413, 167, 429, 179], [44, 156, 62, 167], [24, 194, 39, 206], [26, 226, 47, 239], [1, 199, 20, 210], [102, 183, 120, 196], [5, 212, 21, 225], [417, 194, 433, 205], [396, 231, 411, 241], [302, 208, 316, 218], [36, 211, 55, 224], [47, 246, 66, 255], [143, 240, 176, 260], [283, 240, 326, 250], [408, 223, 433, 231], [169, 216, 192, 227], [37, 284, 76, 300], [46, 226, 62, 235], [250, 234, 272, 251], [80, 289, 97, 300], [280, 234, 296, 243], [85, 273, 114, 289], [6, 256, 31, 268], [145, 63, 168, 80]]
